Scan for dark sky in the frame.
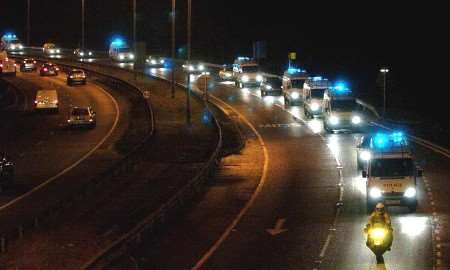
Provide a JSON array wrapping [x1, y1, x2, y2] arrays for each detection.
[[1, 1, 447, 124]]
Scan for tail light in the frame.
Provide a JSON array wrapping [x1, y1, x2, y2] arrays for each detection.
[[43, 68, 48, 72]]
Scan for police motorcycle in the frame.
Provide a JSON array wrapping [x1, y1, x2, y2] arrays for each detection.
[[364, 222, 393, 263]]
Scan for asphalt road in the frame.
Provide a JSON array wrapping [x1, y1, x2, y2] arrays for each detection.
[[0, 70, 119, 206], [14, 49, 449, 269]]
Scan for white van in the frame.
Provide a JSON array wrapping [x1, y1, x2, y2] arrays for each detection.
[[282, 68, 308, 105], [35, 90, 59, 112], [109, 38, 135, 62]]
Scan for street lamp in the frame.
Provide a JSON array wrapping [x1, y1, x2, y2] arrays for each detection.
[[380, 68, 389, 118], [187, 0, 191, 61], [27, 0, 31, 46], [81, 0, 85, 50], [171, 0, 176, 98], [133, 0, 136, 54]]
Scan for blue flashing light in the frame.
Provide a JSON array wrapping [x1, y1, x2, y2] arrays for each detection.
[[312, 76, 323, 81], [332, 81, 351, 94], [372, 131, 407, 150], [391, 131, 405, 144], [111, 38, 125, 47], [3, 33, 17, 41], [237, 56, 250, 61], [373, 133, 389, 149], [288, 68, 305, 74]]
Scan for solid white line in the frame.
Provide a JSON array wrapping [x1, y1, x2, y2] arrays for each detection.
[[0, 81, 120, 212], [191, 94, 270, 270], [320, 234, 332, 258]]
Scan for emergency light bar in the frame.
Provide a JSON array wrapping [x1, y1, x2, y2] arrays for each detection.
[[371, 131, 408, 150]]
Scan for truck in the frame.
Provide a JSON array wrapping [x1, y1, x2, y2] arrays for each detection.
[[232, 57, 263, 88], [35, 89, 59, 112], [282, 68, 308, 106], [362, 132, 422, 212], [303, 76, 331, 118]]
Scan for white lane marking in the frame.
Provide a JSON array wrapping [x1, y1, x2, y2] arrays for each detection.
[[319, 234, 332, 258], [191, 93, 269, 270], [0, 81, 120, 212], [266, 218, 288, 236]]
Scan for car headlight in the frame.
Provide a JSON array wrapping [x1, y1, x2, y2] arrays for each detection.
[[80, 52, 85, 56], [329, 115, 339, 125], [56, 49, 60, 53], [404, 187, 416, 198], [310, 102, 320, 111], [88, 51, 93, 56], [225, 73, 232, 78], [266, 85, 272, 90], [242, 75, 249, 82], [10, 45, 16, 49], [188, 65, 195, 71], [129, 54, 135, 59], [291, 92, 300, 100], [160, 59, 165, 64], [360, 150, 372, 161], [352, 115, 362, 124], [151, 59, 157, 65], [256, 74, 263, 82], [198, 64, 205, 71], [119, 54, 125, 60], [49, 49, 55, 54], [369, 188, 382, 198]]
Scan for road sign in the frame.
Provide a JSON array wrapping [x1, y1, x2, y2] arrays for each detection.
[[289, 52, 296, 60]]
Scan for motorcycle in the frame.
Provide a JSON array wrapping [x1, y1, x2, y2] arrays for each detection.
[[365, 222, 392, 263]]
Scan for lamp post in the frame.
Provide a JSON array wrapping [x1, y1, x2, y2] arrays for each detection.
[[27, 0, 31, 46], [187, 0, 191, 61], [133, 0, 136, 54], [171, 0, 176, 98], [81, 0, 85, 50], [380, 68, 389, 118]]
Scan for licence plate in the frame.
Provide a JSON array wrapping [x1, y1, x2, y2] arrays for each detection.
[[385, 200, 400, 205]]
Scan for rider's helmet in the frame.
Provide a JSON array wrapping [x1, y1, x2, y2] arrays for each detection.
[[375, 203, 385, 213]]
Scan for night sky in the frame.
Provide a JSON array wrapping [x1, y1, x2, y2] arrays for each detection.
[[1, 1, 447, 127]]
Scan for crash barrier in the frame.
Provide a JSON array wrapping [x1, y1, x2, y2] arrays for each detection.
[[0, 57, 154, 254]]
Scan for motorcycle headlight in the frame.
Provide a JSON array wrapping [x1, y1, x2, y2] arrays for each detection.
[[370, 228, 387, 240], [242, 75, 249, 82], [311, 102, 320, 111], [369, 188, 382, 198], [360, 150, 372, 161], [256, 74, 263, 82], [329, 115, 339, 125], [291, 92, 300, 100], [352, 115, 362, 124], [404, 187, 417, 198]]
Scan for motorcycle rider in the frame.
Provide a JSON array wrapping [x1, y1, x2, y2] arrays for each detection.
[[366, 203, 393, 249]]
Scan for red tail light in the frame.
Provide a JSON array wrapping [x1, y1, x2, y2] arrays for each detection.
[[43, 68, 48, 72]]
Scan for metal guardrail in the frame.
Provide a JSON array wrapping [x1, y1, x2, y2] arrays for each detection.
[[0, 55, 155, 254]]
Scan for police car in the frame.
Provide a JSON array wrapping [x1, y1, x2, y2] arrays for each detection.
[[322, 83, 365, 133], [1, 33, 24, 52], [362, 132, 422, 212], [303, 76, 330, 118], [282, 68, 308, 106]]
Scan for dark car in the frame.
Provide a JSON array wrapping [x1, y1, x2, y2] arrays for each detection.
[[39, 63, 59, 76], [67, 69, 87, 86], [0, 152, 14, 189], [260, 76, 283, 97], [20, 58, 37, 72]]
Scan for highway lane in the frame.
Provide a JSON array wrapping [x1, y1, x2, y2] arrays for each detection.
[[0, 70, 119, 206], [17, 49, 447, 269]]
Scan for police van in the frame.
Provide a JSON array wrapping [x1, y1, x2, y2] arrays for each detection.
[[303, 76, 330, 117], [282, 68, 308, 106], [109, 38, 135, 62], [1, 33, 24, 53], [232, 57, 263, 88], [362, 132, 422, 212], [322, 83, 365, 133]]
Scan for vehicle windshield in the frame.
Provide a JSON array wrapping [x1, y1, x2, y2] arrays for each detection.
[[242, 66, 258, 73], [10, 40, 21, 44], [265, 78, 282, 88], [331, 99, 357, 111], [370, 158, 414, 177], [311, 88, 326, 99], [291, 79, 305, 88], [117, 48, 131, 53], [361, 136, 371, 148], [72, 108, 89, 116]]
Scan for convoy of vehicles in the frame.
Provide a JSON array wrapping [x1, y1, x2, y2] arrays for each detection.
[[20, 58, 37, 72], [362, 132, 421, 212], [322, 84, 365, 133], [303, 76, 330, 118], [282, 68, 308, 105], [232, 57, 263, 88], [1, 33, 24, 52], [67, 106, 96, 128], [35, 89, 59, 111], [67, 69, 87, 85], [39, 62, 59, 76], [260, 75, 283, 97], [109, 38, 135, 62]]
